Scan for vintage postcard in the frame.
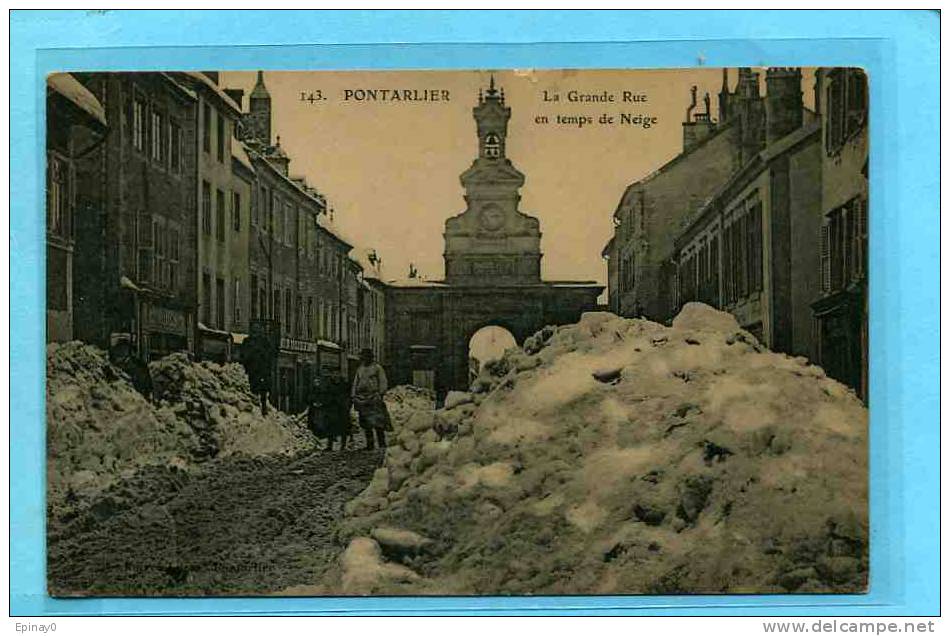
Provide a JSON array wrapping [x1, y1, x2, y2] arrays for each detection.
[[45, 67, 868, 596]]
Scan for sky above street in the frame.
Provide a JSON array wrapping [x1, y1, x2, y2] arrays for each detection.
[[221, 69, 814, 289]]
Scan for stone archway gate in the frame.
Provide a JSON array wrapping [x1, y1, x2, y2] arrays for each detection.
[[384, 281, 603, 396]]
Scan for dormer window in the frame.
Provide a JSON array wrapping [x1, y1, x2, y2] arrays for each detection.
[[484, 132, 501, 158]]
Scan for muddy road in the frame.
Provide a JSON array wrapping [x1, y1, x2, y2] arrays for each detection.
[[48, 449, 382, 596]]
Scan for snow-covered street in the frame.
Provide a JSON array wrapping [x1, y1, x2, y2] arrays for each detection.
[[48, 448, 381, 596]]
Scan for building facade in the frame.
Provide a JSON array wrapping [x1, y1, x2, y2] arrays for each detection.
[[240, 71, 357, 412], [604, 69, 775, 321], [811, 68, 869, 400], [46, 74, 108, 342], [173, 72, 249, 362], [672, 68, 822, 357], [71, 72, 199, 360]]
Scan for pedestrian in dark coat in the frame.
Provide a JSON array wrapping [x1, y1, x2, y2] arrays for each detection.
[[311, 371, 351, 450], [241, 332, 272, 415]]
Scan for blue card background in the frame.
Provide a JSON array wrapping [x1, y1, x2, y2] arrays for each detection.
[[10, 9, 940, 616]]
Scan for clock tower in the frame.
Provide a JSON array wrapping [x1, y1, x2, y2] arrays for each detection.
[[443, 76, 542, 285]]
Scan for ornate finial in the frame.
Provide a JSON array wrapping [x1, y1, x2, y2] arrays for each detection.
[[276, 134, 281, 146], [478, 87, 483, 102], [486, 73, 498, 97]]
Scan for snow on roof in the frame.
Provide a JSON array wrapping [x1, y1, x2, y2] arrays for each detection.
[[197, 322, 233, 338], [350, 247, 384, 280], [231, 138, 253, 173], [316, 214, 354, 248], [183, 71, 242, 115], [160, 73, 198, 101], [547, 281, 604, 288], [47, 73, 106, 127], [385, 278, 448, 288]]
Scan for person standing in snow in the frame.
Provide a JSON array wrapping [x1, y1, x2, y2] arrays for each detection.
[[110, 339, 153, 401], [308, 372, 351, 451], [351, 348, 392, 450], [240, 331, 272, 415]]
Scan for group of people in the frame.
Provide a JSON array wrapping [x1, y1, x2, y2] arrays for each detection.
[[307, 348, 392, 451]]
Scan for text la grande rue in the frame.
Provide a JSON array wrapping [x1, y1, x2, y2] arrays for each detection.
[[543, 89, 647, 103]]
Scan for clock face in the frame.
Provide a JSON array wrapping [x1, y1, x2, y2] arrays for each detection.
[[479, 205, 505, 231]]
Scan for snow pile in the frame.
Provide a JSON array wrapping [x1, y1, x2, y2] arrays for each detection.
[[336, 304, 868, 595], [46, 342, 198, 510], [150, 353, 316, 459], [47, 345, 318, 515], [384, 385, 436, 432]]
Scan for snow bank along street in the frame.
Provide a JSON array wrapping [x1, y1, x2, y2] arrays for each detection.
[[46, 304, 867, 596], [334, 304, 868, 595]]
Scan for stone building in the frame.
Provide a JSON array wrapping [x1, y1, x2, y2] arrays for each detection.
[[604, 69, 769, 321], [238, 71, 354, 412], [672, 68, 823, 357], [353, 247, 387, 367], [173, 72, 249, 362], [45, 73, 107, 342], [71, 72, 198, 360], [810, 68, 869, 400], [383, 78, 602, 397]]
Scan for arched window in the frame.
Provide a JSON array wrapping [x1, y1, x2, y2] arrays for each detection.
[[484, 132, 501, 158]]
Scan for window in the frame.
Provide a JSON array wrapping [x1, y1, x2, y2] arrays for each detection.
[[821, 196, 867, 294], [284, 290, 293, 336], [202, 273, 212, 325], [269, 191, 277, 233], [747, 202, 763, 293], [721, 198, 763, 305], [47, 154, 70, 239], [216, 112, 226, 162], [233, 278, 242, 326], [259, 285, 268, 321], [137, 212, 152, 285], [202, 181, 212, 236], [284, 202, 292, 246], [132, 94, 146, 152], [232, 191, 241, 231], [826, 69, 868, 155], [150, 110, 166, 163], [152, 219, 163, 286], [168, 227, 180, 290], [319, 300, 326, 338], [203, 103, 212, 153], [250, 273, 258, 319], [216, 188, 226, 242], [484, 132, 501, 158], [216, 277, 225, 329], [169, 121, 181, 171], [274, 195, 282, 239], [306, 297, 313, 338], [273, 287, 281, 326], [295, 294, 303, 336], [621, 251, 635, 293]]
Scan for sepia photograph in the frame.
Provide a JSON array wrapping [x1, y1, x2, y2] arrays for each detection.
[[45, 66, 869, 597]]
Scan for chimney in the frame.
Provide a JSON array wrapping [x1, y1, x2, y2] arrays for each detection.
[[765, 67, 804, 144], [683, 87, 716, 152], [224, 88, 244, 110]]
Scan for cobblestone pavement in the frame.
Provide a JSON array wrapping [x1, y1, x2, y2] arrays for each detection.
[[48, 448, 382, 596]]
